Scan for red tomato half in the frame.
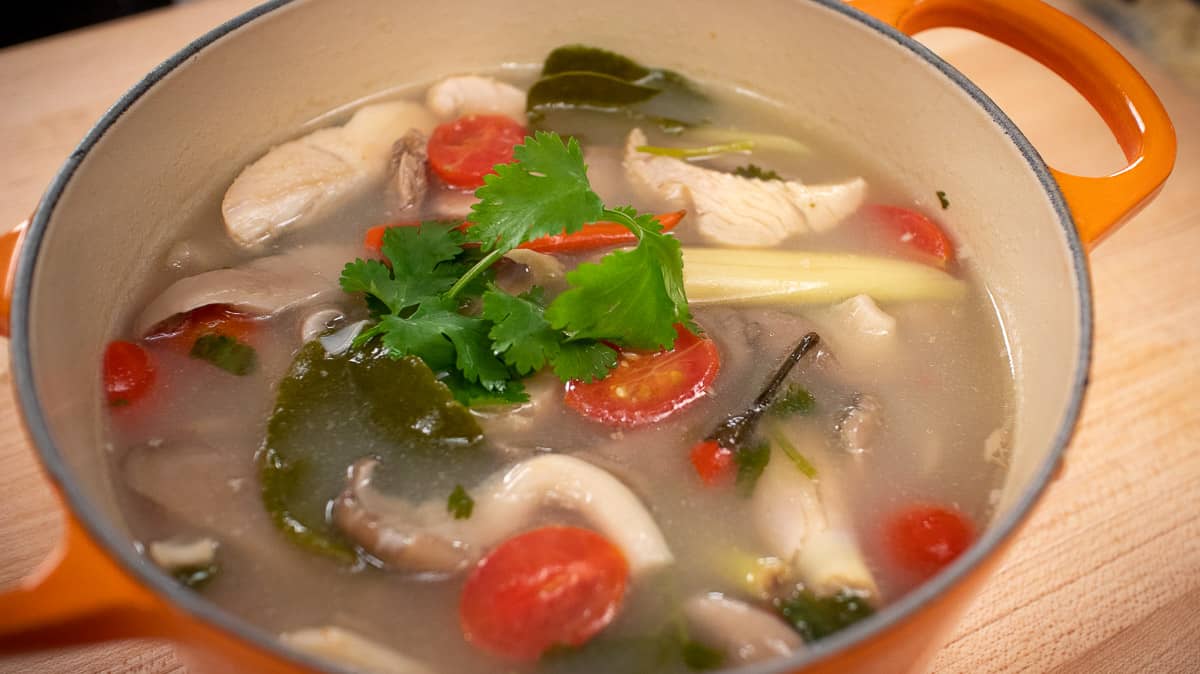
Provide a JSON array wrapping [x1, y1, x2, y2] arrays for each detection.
[[564, 325, 721, 428], [143, 304, 259, 350], [459, 526, 629, 661], [103, 340, 155, 407], [883, 504, 975, 579], [427, 114, 527, 189], [867, 205, 954, 266]]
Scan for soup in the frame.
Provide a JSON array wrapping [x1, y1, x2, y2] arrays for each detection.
[[101, 46, 1012, 673]]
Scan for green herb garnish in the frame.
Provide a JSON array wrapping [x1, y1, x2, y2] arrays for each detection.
[[341, 132, 692, 400], [190, 333, 256, 375], [680, 640, 725, 670], [733, 163, 783, 181], [447, 484, 475, 519], [733, 441, 771, 497], [776, 589, 875, 642], [937, 190, 950, 209], [765, 422, 818, 480], [769, 384, 815, 416]]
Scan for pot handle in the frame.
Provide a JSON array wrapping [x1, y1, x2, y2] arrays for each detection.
[[0, 511, 170, 650], [846, 0, 1176, 246], [0, 220, 25, 338]]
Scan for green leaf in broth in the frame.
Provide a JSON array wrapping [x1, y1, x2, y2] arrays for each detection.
[[260, 341, 484, 563], [527, 72, 664, 112], [543, 45, 654, 81]]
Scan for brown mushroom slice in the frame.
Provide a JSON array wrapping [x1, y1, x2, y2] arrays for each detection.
[[332, 454, 673, 577], [683, 593, 803, 665], [425, 75, 526, 122], [752, 429, 879, 600], [390, 129, 428, 212], [281, 626, 436, 674], [623, 128, 867, 247], [223, 101, 436, 247], [133, 244, 355, 335]]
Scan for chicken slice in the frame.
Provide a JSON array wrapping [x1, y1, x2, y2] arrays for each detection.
[[425, 75, 526, 122], [222, 102, 435, 247], [623, 128, 867, 247], [281, 627, 436, 674]]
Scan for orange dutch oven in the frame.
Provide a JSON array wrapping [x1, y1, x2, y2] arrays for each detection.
[[0, 0, 1176, 672]]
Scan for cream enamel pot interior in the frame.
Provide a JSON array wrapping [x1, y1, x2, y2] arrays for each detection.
[[0, 0, 1175, 672]]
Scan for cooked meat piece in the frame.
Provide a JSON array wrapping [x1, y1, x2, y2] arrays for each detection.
[[623, 128, 867, 247], [684, 593, 804, 664], [134, 244, 355, 335], [425, 75, 526, 122], [222, 102, 435, 247], [833, 393, 884, 455], [147, 537, 218, 572]]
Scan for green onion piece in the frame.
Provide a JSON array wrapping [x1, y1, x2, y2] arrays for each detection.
[[766, 422, 818, 480], [636, 140, 755, 159], [447, 484, 475, 520]]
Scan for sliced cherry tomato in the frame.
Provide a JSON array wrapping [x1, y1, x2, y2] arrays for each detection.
[[564, 325, 720, 428], [427, 114, 527, 189], [690, 439, 734, 486], [143, 304, 259, 350], [883, 504, 975, 578], [103, 340, 155, 407], [521, 211, 686, 254], [867, 205, 954, 266], [459, 526, 629, 661]]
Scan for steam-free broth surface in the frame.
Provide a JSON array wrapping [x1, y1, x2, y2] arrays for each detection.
[[104, 54, 1011, 674]]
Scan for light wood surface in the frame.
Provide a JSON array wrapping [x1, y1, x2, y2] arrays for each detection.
[[0, 1, 1197, 672]]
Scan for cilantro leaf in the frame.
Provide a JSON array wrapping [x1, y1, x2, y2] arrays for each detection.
[[734, 441, 770, 497], [545, 211, 691, 349], [468, 132, 605, 252], [442, 373, 528, 407], [447, 484, 475, 519], [482, 287, 563, 374], [373, 299, 510, 391], [340, 223, 466, 313], [733, 163, 783, 181], [482, 286, 618, 382]]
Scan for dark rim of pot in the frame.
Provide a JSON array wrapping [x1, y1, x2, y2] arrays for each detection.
[[8, 1, 1091, 672]]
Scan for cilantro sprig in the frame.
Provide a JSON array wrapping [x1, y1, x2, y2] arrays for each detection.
[[340, 131, 691, 404]]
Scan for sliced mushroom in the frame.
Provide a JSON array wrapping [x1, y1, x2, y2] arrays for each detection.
[[833, 393, 884, 455], [223, 101, 436, 247], [623, 128, 866, 247], [332, 454, 673, 576], [134, 244, 355, 335], [425, 75, 526, 122], [752, 429, 878, 600], [148, 537, 218, 572], [495, 249, 566, 296], [390, 129, 428, 212], [281, 626, 436, 674], [300, 308, 345, 343], [683, 593, 803, 665]]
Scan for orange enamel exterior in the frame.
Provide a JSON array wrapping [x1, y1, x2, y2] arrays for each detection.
[[0, 0, 1177, 671]]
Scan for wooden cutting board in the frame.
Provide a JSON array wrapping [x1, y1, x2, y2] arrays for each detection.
[[0, 1, 1197, 672]]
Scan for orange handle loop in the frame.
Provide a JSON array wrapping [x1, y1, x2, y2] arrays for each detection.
[[848, 0, 1176, 246], [0, 514, 170, 650], [0, 220, 25, 338]]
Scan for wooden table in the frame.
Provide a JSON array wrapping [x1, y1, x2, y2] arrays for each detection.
[[1, 1, 1197, 671]]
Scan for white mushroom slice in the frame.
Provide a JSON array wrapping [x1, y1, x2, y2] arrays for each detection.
[[752, 431, 879, 600], [223, 101, 435, 247], [300, 307, 345, 344], [425, 75, 526, 122], [134, 244, 355, 335], [333, 454, 673, 576], [148, 538, 218, 572], [623, 128, 867, 247], [281, 627, 436, 674], [684, 593, 803, 665]]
